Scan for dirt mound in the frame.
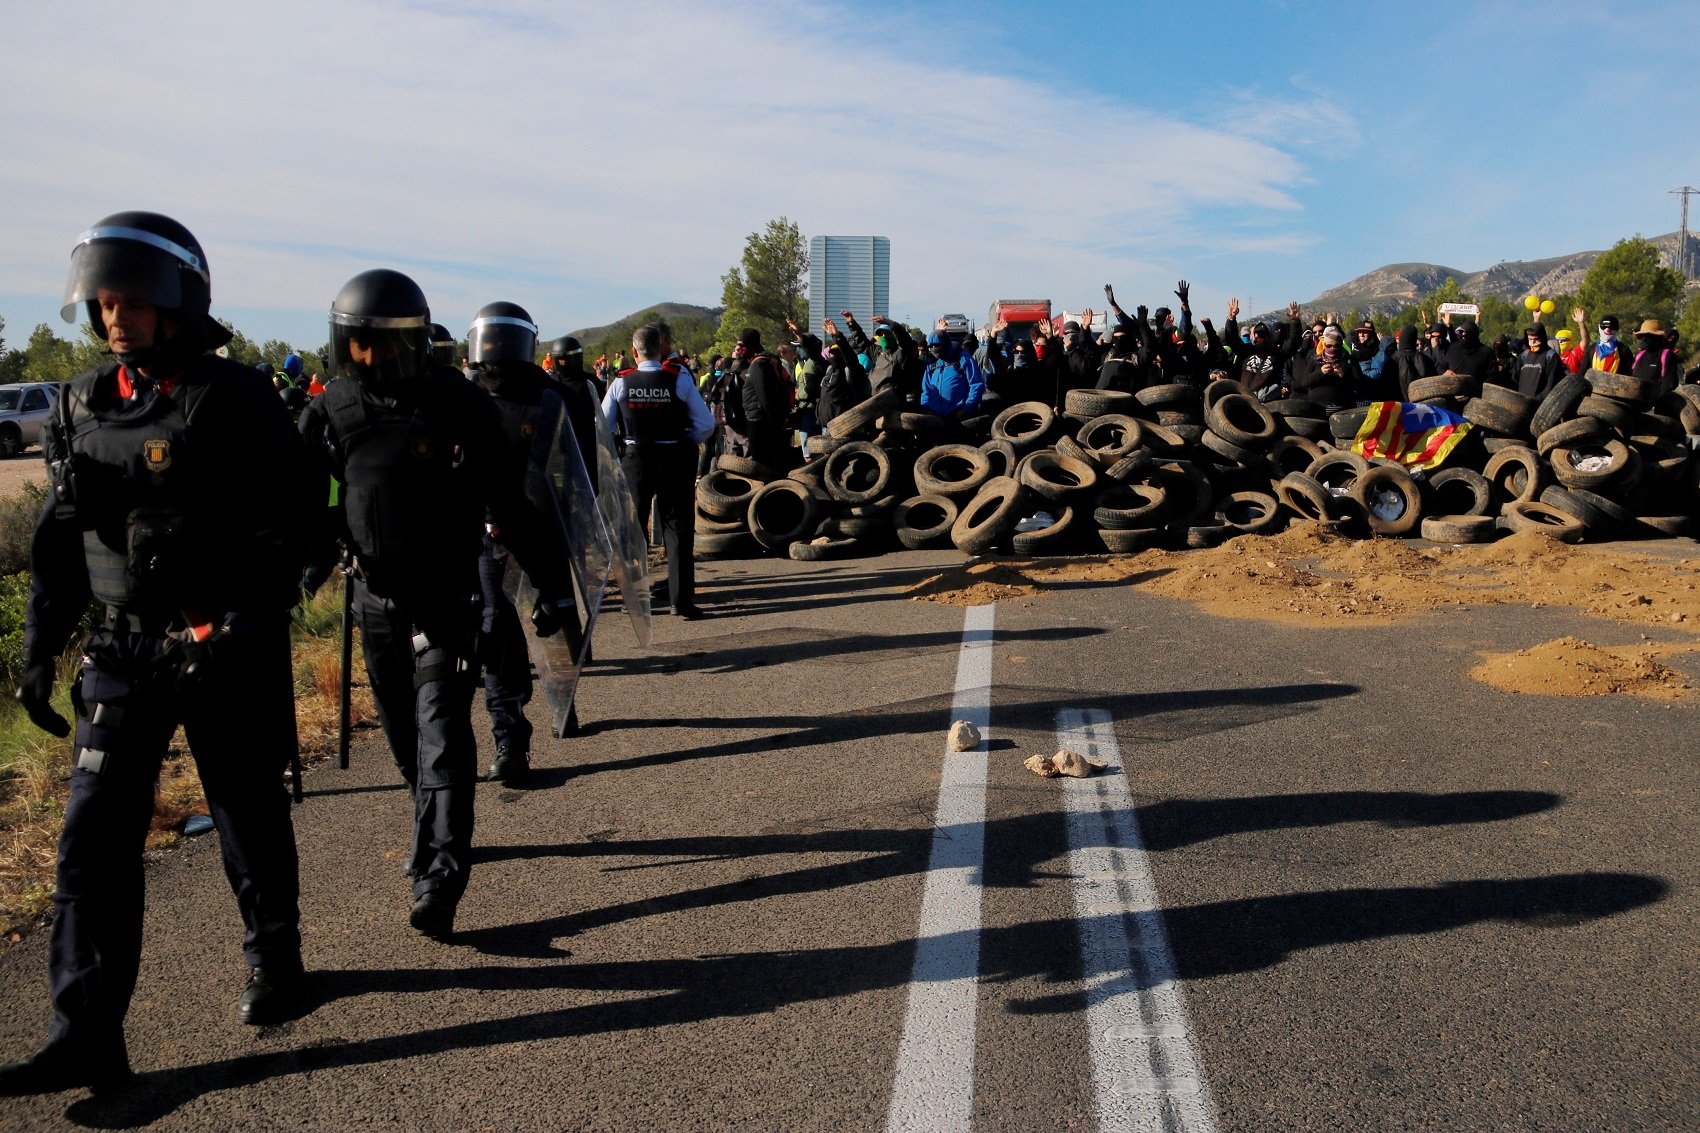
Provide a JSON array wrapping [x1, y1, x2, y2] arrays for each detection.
[[1470, 637, 1697, 700]]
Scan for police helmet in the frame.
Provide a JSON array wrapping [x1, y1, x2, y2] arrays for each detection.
[[467, 301, 538, 366], [60, 211, 231, 351], [547, 335, 583, 364], [429, 322, 458, 369], [329, 269, 432, 388]]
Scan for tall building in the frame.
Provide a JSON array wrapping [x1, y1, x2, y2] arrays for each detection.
[[808, 236, 890, 339]]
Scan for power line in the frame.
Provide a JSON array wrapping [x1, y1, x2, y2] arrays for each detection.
[[1672, 186, 1698, 279]]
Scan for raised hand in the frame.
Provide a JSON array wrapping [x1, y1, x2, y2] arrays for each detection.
[[1228, 297, 1241, 320]]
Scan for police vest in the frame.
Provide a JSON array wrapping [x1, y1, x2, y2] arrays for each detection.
[[618, 366, 689, 443], [51, 365, 213, 609], [320, 376, 481, 592]]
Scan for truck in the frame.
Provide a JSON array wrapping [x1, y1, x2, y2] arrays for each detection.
[[984, 299, 1052, 343]]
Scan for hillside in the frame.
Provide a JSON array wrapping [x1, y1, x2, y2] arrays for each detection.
[[568, 302, 723, 345], [1295, 230, 1698, 317]]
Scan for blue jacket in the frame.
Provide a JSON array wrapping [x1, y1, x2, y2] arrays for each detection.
[[920, 345, 984, 417]]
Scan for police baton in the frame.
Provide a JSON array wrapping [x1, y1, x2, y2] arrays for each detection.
[[337, 562, 355, 771]]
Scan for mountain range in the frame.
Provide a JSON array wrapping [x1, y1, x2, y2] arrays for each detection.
[[1294, 230, 1698, 317]]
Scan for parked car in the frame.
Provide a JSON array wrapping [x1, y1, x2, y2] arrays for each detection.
[[0, 383, 60, 457]]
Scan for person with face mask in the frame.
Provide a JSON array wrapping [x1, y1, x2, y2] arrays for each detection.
[[299, 270, 574, 941], [817, 317, 872, 430], [842, 311, 918, 404], [920, 325, 984, 420], [1512, 323, 1566, 398], [1441, 320, 1497, 383], [1220, 297, 1303, 399], [1631, 319, 1681, 395], [1587, 314, 1629, 373], [2, 214, 324, 1096]]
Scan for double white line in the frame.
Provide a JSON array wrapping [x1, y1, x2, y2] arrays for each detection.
[[886, 608, 1218, 1133]]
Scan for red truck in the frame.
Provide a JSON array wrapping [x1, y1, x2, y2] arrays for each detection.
[[985, 299, 1052, 343]]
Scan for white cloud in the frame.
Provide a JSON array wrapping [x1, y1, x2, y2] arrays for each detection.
[[0, 0, 1323, 341]]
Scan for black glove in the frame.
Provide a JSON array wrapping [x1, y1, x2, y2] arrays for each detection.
[[1103, 283, 1117, 307], [1135, 305, 1149, 325], [531, 596, 586, 659], [15, 659, 70, 738], [1175, 279, 1190, 304], [176, 612, 256, 694], [301, 560, 334, 600]]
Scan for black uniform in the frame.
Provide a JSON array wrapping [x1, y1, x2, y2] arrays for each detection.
[[27, 356, 317, 1061], [301, 368, 568, 928]]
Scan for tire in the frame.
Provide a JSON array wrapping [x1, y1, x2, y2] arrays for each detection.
[[1349, 465, 1423, 536], [695, 530, 760, 559], [951, 476, 1027, 555], [1475, 384, 1538, 417], [1185, 521, 1233, 549], [1102, 450, 1155, 484], [1528, 374, 1590, 437], [1268, 436, 1326, 478], [959, 414, 993, 440], [1063, 388, 1137, 418], [978, 439, 1018, 480], [823, 441, 894, 505], [1276, 472, 1332, 521], [789, 537, 861, 561], [1549, 439, 1634, 491], [1201, 378, 1251, 413], [805, 434, 845, 456], [1636, 411, 1683, 441], [1098, 527, 1165, 554], [1136, 383, 1201, 411], [745, 479, 826, 549], [1575, 394, 1639, 433], [1141, 422, 1187, 453], [1328, 407, 1372, 440], [1539, 485, 1639, 538], [1168, 424, 1207, 446], [913, 444, 993, 499], [1587, 369, 1657, 405], [1304, 450, 1369, 493], [1482, 446, 1549, 504], [1076, 414, 1145, 462], [844, 494, 900, 518], [1266, 398, 1324, 419], [0, 427, 20, 459], [990, 401, 1057, 452], [1093, 483, 1167, 530], [1054, 434, 1101, 469], [832, 515, 888, 541], [1425, 468, 1493, 517], [1535, 415, 1609, 456], [1218, 490, 1283, 535], [894, 494, 959, 550], [1636, 514, 1695, 537], [696, 470, 761, 519], [1203, 392, 1278, 448], [1283, 416, 1332, 441], [1461, 397, 1530, 437], [896, 411, 947, 436], [1011, 506, 1079, 555], [786, 458, 828, 488], [695, 508, 747, 535], [1155, 409, 1202, 428], [1154, 460, 1215, 525], [1637, 439, 1690, 484], [1421, 515, 1499, 543], [1501, 499, 1585, 543], [1199, 429, 1261, 468], [1016, 450, 1100, 501], [827, 388, 902, 440], [715, 454, 779, 482], [1407, 374, 1477, 402]]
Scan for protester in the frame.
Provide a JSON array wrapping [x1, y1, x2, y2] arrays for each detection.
[[1632, 319, 1681, 395], [919, 328, 984, 421], [1509, 323, 1566, 398]]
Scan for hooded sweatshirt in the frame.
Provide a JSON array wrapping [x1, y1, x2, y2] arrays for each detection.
[[1440, 323, 1497, 382], [920, 333, 984, 418]]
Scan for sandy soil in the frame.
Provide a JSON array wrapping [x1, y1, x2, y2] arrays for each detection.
[[0, 452, 47, 501], [907, 523, 1700, 698]]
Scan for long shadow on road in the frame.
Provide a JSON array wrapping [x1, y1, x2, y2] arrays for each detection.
[[64, 868, 1665, 1128]]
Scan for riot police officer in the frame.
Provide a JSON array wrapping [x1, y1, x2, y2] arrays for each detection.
[[429, 322, 459, 372], [1, 213, 320, 1096], [301, 271, 572, 940], [466, 304, 581, 783]]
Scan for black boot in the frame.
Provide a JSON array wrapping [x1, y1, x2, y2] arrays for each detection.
[[237, 964, 307, 1026], [409, 892, 456, 941], [487, 746, 530, 787], [0, 1032, 131, 1096]]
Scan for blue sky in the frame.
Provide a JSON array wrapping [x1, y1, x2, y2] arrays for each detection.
[[2, 0, 1696, 354]]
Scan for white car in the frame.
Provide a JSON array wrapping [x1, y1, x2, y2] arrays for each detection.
[[0, 383, 60, 458]]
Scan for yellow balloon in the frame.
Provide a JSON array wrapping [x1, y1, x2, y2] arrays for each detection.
[[1540, 300, 1556, 315], [1523, 295, 1540, 311]]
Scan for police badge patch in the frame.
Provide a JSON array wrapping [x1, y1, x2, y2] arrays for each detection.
[[142, 439, 171, 471]]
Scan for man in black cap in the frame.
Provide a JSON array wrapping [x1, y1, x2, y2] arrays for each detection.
[[727, 328, 792, 469], [1586, 313, 1630, 374], [3, 212, 322, 1097], [1512, 324, 1565, 398]]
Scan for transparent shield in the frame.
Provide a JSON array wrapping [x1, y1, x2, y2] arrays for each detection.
[[502, 396, 613, 737], [592, 409, 653, 648]]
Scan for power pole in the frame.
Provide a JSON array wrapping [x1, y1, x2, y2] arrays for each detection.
[[1672, 186, 1697, 279]]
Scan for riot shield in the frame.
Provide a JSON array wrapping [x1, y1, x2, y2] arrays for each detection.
[[591, 407, 654, 648], [503, 395, 612, 738]]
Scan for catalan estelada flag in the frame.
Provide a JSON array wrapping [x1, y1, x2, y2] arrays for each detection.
[[1352, 401, 1472, 470]]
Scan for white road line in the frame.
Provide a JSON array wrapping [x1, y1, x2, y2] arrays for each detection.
[[1058, 707, 1221, 1133], [885, 603, 996, 1133]]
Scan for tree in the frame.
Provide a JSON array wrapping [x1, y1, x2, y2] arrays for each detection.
[[1676, 291, 1700, 361], [714, 217, 808, 354], [1576, 236, 1685, 329]]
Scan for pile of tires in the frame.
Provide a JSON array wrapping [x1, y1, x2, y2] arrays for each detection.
[[695, 368, 1700, 563]]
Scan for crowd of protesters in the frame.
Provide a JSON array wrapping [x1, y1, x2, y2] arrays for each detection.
[[676, 284, 1692, 472]]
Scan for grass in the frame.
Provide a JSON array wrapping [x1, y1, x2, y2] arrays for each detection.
[[0, 574, 376, 941]]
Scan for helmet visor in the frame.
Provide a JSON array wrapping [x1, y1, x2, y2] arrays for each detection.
[[330, 313, 429, 386], [60, 226, 207, 323], [467, 315, 538, 365]]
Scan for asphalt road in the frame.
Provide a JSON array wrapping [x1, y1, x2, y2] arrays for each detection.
[[0, 545, 1694, 1132]]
